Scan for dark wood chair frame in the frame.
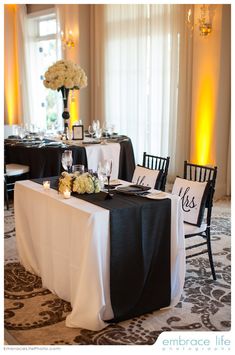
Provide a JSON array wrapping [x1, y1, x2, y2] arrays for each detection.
[[142, 152, 170, 191], [183, 160, 218, 280], [4, 165, 29, 210]]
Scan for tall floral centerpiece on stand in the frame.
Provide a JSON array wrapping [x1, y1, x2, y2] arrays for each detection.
[[43, 59, 87, 138]]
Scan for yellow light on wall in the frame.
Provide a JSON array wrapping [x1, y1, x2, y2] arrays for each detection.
[[194, 75, 215, 166], [69, 90, 79, 127], [4, 4, 20, 125], [5, 78, 19, 125]]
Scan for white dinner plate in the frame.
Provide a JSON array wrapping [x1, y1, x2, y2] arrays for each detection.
[[146, 192, 168, 199]]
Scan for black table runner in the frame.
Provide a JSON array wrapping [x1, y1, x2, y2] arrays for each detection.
[[33, 177, 171, 322]]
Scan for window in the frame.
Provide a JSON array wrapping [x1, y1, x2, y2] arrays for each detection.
[[101, 5, 186, 169], [26, 9, 62, 131]]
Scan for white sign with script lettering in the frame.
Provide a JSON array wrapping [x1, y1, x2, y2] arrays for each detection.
[[172, 177, 208, 226]]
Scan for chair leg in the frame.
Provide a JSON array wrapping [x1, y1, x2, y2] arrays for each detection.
[[206, 228, 216, 280], [4, 179, 9, 210]]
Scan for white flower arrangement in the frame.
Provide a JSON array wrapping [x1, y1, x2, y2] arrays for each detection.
[[59, 172, 100, 195], [43, 59, 88, 91]]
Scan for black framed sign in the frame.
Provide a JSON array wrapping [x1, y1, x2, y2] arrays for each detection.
[[72, 125, 84, 140]]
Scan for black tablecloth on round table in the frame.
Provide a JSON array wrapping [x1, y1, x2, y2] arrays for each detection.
[[5, 138, 135, 181]]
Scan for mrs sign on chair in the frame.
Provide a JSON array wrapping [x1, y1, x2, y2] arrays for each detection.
[[172, 161, 217, 280], [132, 153, 170, 190]]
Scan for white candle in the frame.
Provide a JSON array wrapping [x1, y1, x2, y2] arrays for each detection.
[[63, 189, 71, 199], [43, 181, 50, 190]]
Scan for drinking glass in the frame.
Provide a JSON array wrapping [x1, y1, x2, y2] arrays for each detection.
[[88, 125, 95, 138], [72, 164, 85, 174], [93, 120, 100, 131], [38, 130, 45, 142], [61, 150, 73, 172], [19, 126, 25, 140], [97, 162, 107, 189], [103, 159, 113, 199], [96, 128, 102, 140]]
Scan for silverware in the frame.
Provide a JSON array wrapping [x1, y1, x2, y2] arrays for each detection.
[[139, 176, 146, 185]]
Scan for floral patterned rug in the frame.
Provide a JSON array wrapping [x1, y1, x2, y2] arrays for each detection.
[[4, 199, 231, 345]]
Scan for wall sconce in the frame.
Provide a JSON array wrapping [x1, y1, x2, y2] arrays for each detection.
[[198, 5, 212, 36], [61, 30, 75, 49], [187, 5, 214, 37]]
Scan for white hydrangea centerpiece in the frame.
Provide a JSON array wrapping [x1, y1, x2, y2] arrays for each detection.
[[59, 172, 100, 195], [43, 59, 87, 91], [43, 59, 87, 138]]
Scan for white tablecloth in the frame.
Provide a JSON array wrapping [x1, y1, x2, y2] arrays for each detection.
[[55, 137, 121, 179], [85, 142, 120, 179], [14, 180, 185, 331]]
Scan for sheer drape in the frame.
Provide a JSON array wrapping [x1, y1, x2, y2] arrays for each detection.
[[91, 4, 192, 179]]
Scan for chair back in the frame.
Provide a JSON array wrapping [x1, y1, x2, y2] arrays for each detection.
[[142, 152, 170, 191], [183, 161, 217, 225]]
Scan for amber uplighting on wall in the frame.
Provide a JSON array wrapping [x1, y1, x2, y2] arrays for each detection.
[[69, 91, 79, 127], [189, 4, 221, 167], [4, 4, 21, 125], [194, 75, 215, 166]]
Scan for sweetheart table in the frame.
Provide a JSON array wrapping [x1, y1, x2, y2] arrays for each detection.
[[14, 179, 185, 331]]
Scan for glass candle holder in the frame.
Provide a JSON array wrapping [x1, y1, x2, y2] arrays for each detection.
[[43, 181, 50, 190], [63, 190, 71, 199]]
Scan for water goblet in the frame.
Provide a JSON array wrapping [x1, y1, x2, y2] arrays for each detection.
[[61, 150, 73, 172], [38, 130, 45, 142], [19, 126, 25, 140], [88, 125, 95, 138], [97, 162, 107, 189], [96, 128, 102, 140], [103, 159, 113, 200]]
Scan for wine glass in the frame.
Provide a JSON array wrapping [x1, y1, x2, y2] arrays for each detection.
[[61, 150, 73, 172], [102, 122, 109, 138], [96, 128, 102, 140], [19, 126, 25, 140], [103, 159, 113, 200], [38, 129, 45, 142], [88, 125, 95, 138], [97, 162, 107, 189]]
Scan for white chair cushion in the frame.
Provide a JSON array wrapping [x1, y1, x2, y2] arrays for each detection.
[[184, 222, 207, 236], [132, 165, 160, 188], [6, 163, 30, 176], [172, 177, 209, 226]]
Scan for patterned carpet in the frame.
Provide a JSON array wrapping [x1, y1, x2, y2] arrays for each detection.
[[4, 199, 231, 345]]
